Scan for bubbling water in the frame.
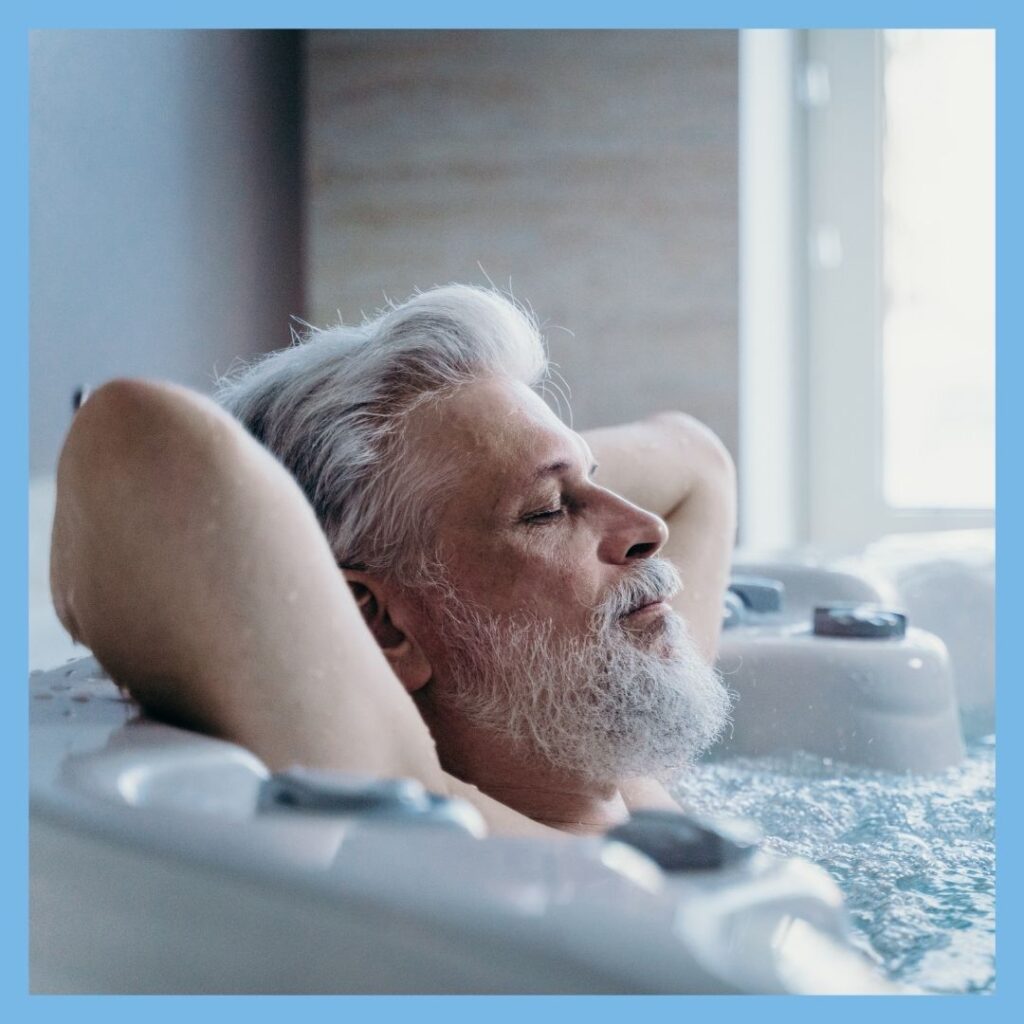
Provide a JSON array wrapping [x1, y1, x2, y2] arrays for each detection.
[[672, 737, 995, 994]]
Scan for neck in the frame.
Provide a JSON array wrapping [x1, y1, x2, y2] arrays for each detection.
[[471, 770, 630, 836], [415, 692, 629, 835]]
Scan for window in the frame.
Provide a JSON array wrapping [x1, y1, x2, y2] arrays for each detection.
[[739, 30, 995, 549], [881, 30, 995, 511]]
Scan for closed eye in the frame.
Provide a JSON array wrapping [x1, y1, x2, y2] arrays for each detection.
[[523, 504, 567, 524]]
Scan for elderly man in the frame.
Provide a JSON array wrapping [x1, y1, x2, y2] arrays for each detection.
[[51, 285, 736, 838]]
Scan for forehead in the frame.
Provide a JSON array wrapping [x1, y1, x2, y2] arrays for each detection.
[[410, 376, 589, 504]]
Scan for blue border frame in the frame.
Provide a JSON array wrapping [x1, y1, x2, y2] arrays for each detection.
[[7, 2, 1018, 1020]]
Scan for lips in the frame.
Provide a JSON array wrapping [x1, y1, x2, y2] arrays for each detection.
[[623, 597, 669, 618]]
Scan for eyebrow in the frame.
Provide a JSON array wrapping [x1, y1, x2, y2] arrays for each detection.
[[530, 459, 599, 483]]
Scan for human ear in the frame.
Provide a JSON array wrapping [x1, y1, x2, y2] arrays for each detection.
[[342, 570, 432, 693]]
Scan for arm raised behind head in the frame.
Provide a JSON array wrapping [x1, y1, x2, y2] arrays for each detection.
[[581, 411, 737, 667], [51, 379, 450, 785], [582, 413, 736, 816], [49, 379, 561, 839]]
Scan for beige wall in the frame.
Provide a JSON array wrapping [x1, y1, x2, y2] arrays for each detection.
[[305, 30, 739, 455]]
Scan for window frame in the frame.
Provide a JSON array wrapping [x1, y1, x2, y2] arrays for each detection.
[[739, 29, 994, 551]]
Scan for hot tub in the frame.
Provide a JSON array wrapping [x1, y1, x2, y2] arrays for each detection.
[[30, 657, 892, 994]]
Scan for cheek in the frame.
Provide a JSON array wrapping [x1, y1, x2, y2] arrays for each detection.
[[442, 529, 602, 616], [498, 549, 601, 618]]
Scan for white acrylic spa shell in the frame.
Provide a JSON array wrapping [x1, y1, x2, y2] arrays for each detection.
[[31, 656, 892, 994], [31, 534, 992, 993]]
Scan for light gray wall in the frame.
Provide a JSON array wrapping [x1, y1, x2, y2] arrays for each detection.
[[30, 30, 304, 475], [306, 30, 738, 452]]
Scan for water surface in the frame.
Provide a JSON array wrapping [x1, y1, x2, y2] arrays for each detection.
[[673, 738, 995, 994]]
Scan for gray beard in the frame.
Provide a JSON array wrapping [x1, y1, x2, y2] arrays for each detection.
[[422, 559, 733, 787]]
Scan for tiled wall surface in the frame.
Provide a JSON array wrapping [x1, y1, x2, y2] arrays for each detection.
[[306, 30, 739, 454]]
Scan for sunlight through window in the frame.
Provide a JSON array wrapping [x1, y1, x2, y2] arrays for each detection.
[[882, 30, 994, 510]]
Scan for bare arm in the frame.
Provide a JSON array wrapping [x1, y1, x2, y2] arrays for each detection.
[[583, 413, 736, 816], [51, 379, 558, 839], [582, 411, 737, 664]]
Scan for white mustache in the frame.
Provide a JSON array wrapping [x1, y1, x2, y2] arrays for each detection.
[[593, 558, 682, 627]]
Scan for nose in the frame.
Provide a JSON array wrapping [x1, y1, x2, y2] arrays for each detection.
[[596, 491, 669, 565]]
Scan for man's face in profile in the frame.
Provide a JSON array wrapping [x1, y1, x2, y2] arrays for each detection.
[[403, 377, 731, 784], [415, 376, 668, 632]]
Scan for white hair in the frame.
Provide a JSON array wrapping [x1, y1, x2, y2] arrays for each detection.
[[425, 558, 733, 785], [216, 285, 548, 579]]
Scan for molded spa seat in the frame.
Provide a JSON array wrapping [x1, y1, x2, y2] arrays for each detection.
[[732, 533, 995, 738], [30, 657, 893, 995], [715, 610, 966, 772]]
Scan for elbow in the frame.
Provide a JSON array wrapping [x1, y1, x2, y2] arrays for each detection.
[[649, 410, 737, 483]]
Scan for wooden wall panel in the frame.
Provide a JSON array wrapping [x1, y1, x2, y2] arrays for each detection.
[[306, 30, 738, 453]]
